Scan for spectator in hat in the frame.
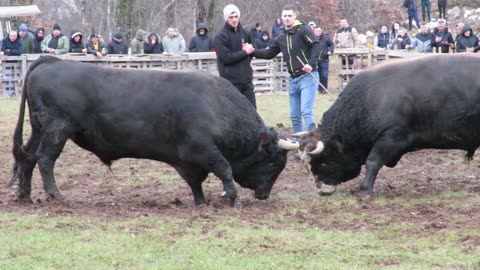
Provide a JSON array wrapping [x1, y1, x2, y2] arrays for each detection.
[[1, 30, 23, 56], [308, 21, 316, 33], [41, 23, 69, 54], [188, 23, 213, 52], [130, 29, 147, 54], [69, 30, 86, 53], [32, 28, 44, 53], [143, 32, 164, 54], [17, 23, 33, 53], [250, 22, 262, 42], [254, 30, 272, 49], [107, 31, 128, 54], [213, 4, 257, 108], [86, 32, 107, 57]]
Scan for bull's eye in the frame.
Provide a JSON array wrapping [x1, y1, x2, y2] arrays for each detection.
[[270, 162, 275, 167], [321, 163, 326, 167]]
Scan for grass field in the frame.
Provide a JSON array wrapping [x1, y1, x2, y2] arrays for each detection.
[[0, 96, 479, 270]]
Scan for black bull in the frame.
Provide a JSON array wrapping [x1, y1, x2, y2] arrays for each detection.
[[9, 56, 299, 205], [297, 54, 480, 197]]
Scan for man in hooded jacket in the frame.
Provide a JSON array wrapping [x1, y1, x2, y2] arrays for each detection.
[[189, 23, 213, 52]]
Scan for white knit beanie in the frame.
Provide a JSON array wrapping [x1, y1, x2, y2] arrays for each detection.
[[223, 4, 240, 21]]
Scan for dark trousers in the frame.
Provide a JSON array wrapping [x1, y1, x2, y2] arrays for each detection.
[[421, 2, 431, 21], [438, 5, 446, 19], [317, 60, 329, 92], [408, 10, 421, 30], [233, 81, 256, 109]]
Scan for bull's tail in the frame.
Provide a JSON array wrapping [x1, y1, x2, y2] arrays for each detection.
[[8, 56, 62, 187]]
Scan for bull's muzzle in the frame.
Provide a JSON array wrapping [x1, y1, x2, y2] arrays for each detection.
[[314, 176, 336, 195]]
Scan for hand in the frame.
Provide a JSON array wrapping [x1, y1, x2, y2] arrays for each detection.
[[96, 51, 102, 57], [435, 36, 442, 42], [327, 51, 332, 55], [302, 64, 313, 73], [82, 48, 87, 54], [242, 43, 255, 54], [0, 51, 4, 56]]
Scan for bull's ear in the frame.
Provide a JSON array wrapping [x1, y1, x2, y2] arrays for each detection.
[[258, 131, 270, 152], [329, 135, 344, 153]]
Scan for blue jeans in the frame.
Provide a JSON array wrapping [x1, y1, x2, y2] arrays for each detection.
[[289, 71, 318, 134]]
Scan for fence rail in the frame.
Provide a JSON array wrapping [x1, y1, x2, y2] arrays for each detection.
[[0, 49, 423, 98]]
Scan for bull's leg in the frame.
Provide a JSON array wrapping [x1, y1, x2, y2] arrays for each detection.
[[360, 130, 409, 198], [35, 120, 73, 200], [206, 152, 237, 206], [11, 127, 42, 201], [174, 164, 209, 206]]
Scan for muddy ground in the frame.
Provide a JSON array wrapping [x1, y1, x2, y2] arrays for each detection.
[[0, 122, 479, 236]]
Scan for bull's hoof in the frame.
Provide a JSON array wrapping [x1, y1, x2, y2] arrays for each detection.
[[14, 193, 33, 203], [357, 189, 373, 200], [45, 191, 64, 201]]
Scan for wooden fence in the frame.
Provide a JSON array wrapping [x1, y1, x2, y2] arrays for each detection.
[[0, 49, 423, 98]]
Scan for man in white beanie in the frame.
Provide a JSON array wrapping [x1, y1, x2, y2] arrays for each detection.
[[213, 4, 257, 108]]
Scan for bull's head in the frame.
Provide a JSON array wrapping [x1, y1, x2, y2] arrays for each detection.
[[293, 126, 361, 195], [233, 128, 298, 200]]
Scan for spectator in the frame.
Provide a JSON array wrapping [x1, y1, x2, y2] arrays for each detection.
[[162, 27, 185, 55], [410, 24, 435, 52], [213, 4, 256, 108], [32, 28, 44, 53], [250, 23, 262, 42], [41, 24, 69, 55], [86, 33, 107, 57], [272, 17, 284, 40], [254, 4, 321, 134], [69, 31, 86, 53], [188, 23, 213, 52], [130, 29, 146, 54], [107, 31, 128, 54], [143, 32, 164, 54], [391, 28, 411, 49], [254, 30, 272, 49], [0, 30, 23, 56], [390, 22, 401, 42], [374, 25, 390, 49], [403, 0, 421, 31], [333, 19, 361, 48], [433, 19, 454, 53], [308, 21, 316, 33], [17, 23, 33, 53], [455, 22, 465, 42], [333, 19, 361, 68], [421, 0, 431, 22], [313, 26, 334, 93], [438, 0, 447, 20], [455, 25, 480, 53]]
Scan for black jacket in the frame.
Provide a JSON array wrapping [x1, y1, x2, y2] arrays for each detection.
[[455, 25, 480, 53], [107, 38, 128, 54], [433, 27, 454, 53], [213, 22, 253, 84], [254, 20, 320, 77], [317, 33, 334, 61], [143, 32, 164, 54], [69, 31, 85, 53], [189, 23, 213, 52]]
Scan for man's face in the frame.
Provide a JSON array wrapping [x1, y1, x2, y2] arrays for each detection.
[[9, 33, 18, 42], [381, 26, 387, 33], [421, 25, 428, 34], [314, 28, 322, 37], [438, 24, 445, 31], [281, 10, 296, 28], [199, 29, 205, 35], [227, 12, 239, 28], [167, 28, 176, 37], [53, 29, 61, 37], [91, 37, 98, 44], [19, 31, 27, 38], [340, 20, 348, 28]]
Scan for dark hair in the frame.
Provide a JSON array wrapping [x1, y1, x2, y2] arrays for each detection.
[[282, 4, 297, 14]]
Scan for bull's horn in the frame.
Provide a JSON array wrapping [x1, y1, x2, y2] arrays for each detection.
[[278, 139, 299, 150], [291, 131, 310, 138], [308, 141, 324, 155]]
